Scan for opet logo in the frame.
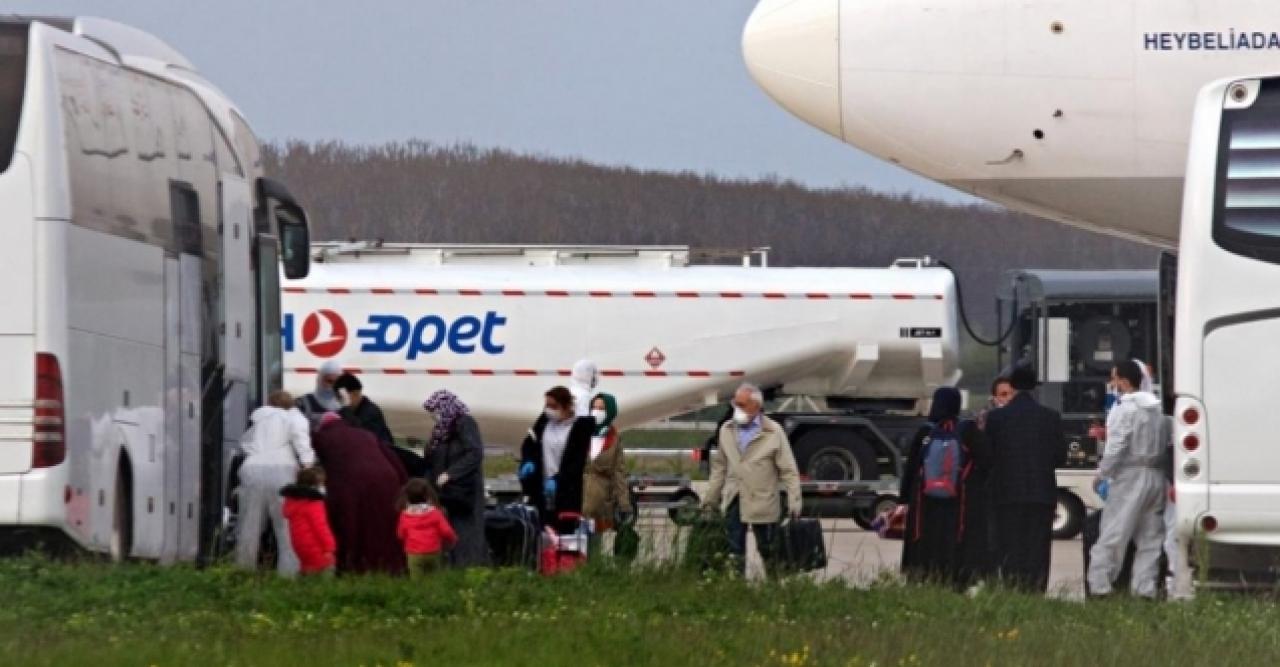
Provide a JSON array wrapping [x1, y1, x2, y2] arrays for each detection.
[[284, 309, 348, 358]]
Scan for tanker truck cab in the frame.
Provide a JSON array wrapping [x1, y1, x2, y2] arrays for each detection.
[[995, 270, 1158, 539], [0, 17, 310, 561]]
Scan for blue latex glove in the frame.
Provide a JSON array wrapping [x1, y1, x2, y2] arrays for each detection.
[[544, 477, 557, 498], [518, 461, 535, 480]]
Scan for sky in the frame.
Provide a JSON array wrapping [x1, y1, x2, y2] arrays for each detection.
[[11, 0, 972, 201]]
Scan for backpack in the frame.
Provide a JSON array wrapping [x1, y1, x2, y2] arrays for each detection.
[[920, 421, 968, 499]]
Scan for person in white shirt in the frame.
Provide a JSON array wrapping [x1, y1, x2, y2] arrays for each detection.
[[518, 386, 594, 521], [236, 390, 315, 575]]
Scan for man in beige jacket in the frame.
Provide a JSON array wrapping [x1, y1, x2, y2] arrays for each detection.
[[703, 383, 802, 575]]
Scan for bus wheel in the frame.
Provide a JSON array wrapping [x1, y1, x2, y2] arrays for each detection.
[[1053, 490, 1085, 540], [109, 457, 134, 562]]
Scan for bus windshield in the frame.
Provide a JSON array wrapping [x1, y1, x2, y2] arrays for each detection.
[[0, 22, 28, 173]]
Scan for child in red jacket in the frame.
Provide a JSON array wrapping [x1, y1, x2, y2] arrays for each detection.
[[281, 467, 336, 576], [397, 478, 457, 578]]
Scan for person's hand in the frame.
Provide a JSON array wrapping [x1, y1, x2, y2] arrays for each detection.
[[518, 462, 535, 480], [436, 473, 450, 487], [788, 505, 802, 520], [544, 477, 557, 497]]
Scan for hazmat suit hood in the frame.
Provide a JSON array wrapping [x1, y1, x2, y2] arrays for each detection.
[[569, 359, 599, 417], [311, 360, 343, 411], [250, 405, 286, 424], [1134, 358, 1155, 395], [1123, 391, 1162, 411]]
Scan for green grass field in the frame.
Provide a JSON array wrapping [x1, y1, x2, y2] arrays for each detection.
[[6, 557, 1280, 666]]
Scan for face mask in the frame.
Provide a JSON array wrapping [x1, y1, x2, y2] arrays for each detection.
[[545, 407, 562, 421], [591, 409, 607, 423], [732, 407, 752, 425]]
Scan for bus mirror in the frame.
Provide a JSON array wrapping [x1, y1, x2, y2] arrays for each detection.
[[277, 205, 310, 280], [257, 177, 311, 279]]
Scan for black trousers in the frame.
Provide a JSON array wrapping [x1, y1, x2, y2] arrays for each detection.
[[993, 503, 1054, 593], [725, 499, 777, 577]]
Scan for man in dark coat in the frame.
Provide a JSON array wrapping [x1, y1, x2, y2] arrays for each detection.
[[334, 373, 395, 444], [423, 390, 490, 568], [984, 365, 1065, 593], [311, 413, 408, 575], [334, 373, 427, 478]]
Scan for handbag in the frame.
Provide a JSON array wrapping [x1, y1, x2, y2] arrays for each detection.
[[773, 518, 827, 573]]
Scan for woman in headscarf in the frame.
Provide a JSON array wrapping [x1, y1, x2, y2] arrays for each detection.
[[898, 387, 993, 588], [581, 393, 633, 532], [422, 390, 489, 567], [297, 360, 343, 432], [311, 412, 408, 575], [519, 386, 594, 523]]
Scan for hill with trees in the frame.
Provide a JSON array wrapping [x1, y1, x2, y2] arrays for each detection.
[[263, 140, 1160, 337]]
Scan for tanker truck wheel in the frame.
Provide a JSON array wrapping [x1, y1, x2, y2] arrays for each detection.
[[1053, 490, 1085, 540], [794, 428, 878, 483], [852, 494, 899, 531]]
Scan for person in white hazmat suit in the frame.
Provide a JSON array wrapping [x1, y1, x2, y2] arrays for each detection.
[[235, 390, 315, 575], [1087, 359, 1169, 598], [569, 359, 600, 418]]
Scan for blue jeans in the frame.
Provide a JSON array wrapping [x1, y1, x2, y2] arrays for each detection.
[[725, 498, 777, 576]]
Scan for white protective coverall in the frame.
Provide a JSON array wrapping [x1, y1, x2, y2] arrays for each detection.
[[235, 406, 315, 575], [1087, 390, 1169, 597]]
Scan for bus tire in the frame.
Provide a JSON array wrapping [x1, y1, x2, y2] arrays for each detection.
[[110, 456, 134, 562], [1053, 490, 1085, 541]]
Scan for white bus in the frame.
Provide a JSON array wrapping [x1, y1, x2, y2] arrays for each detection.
[[1174, 73, 1280, 585], [0, 17, 310, 563]]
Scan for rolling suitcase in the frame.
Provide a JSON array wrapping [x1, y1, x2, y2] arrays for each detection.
[[774, 518, 827, 573], [485, 503, 540, 569], [540, 512, 591, 576]]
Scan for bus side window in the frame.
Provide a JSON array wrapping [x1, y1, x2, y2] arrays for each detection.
[[170, 181, 201, 257]]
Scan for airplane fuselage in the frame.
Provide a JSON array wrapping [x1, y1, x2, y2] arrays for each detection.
[[743, 0, 1280, 245]]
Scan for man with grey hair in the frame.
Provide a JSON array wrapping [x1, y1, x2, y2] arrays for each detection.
[[702, 383, 802, 576]]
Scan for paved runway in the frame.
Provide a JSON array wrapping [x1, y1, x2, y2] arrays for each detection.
[[633, 512, 1087, 600]]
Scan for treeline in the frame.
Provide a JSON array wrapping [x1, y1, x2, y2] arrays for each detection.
[[262, 140, 1159, 331]]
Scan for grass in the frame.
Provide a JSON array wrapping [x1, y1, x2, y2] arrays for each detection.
[[6, 557, 1280, 666]]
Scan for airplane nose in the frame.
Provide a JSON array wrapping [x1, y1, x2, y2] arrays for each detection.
[[742, 0, 842, 139]]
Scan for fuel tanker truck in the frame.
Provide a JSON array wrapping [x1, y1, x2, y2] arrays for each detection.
[[280, 243, 960, 507]]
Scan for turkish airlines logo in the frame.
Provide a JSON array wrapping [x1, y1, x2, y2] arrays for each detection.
[[301, 310, 348, 358]]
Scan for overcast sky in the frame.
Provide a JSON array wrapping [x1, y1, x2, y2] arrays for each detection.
[[13, 0, 971, 201]]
